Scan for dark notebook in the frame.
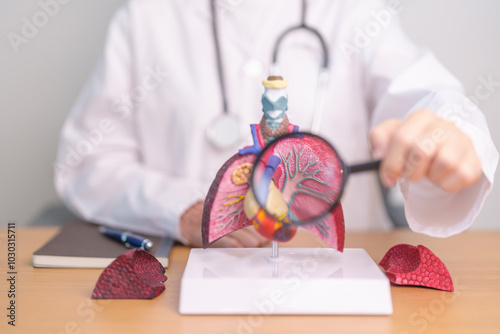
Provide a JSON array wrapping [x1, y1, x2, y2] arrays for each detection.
[[33, 221, 173, 268]]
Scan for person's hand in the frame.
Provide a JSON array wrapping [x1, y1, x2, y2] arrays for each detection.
[[180, 201, 270, 248], [370, 109, 482, 193]]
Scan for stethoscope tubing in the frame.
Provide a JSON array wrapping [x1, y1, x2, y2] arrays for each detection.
[[210, 0, 330, 117], [272, 25, 329, 69], [210, 0, 229, 115]]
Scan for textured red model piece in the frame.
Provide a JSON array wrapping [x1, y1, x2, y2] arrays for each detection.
[[202, 153, 255, 247], [92, 249, 167, 299], [379, 244, 454, 292]]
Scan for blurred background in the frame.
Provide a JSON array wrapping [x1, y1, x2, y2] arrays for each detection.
[[1, 0, 499, 228]]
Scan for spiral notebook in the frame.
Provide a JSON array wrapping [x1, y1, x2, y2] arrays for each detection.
[[33, 221, 173, 268]]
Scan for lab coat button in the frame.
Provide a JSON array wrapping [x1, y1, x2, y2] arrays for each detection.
[[243, 59, 263, 78]]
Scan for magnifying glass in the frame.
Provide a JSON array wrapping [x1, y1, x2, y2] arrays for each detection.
[[249, 132, 381, 225]]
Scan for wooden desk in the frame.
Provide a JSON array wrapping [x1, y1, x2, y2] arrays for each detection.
[[1, 227, 499, 334]]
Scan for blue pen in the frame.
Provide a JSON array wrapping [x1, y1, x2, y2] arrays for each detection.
[[98, 226, 154, 250]]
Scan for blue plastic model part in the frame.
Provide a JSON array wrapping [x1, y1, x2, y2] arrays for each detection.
[[255, 155, 281, 205], [239, 125, 263, 156], [262, 95, 288, 112]]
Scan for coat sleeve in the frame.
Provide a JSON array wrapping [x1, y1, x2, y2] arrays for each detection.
[[357, 1, 498, 237], [53, 5, 202, 243]]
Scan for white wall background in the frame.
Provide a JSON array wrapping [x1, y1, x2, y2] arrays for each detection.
[[1, 0, 499, 228]]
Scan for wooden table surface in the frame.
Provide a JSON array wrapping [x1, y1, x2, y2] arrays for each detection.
[[1, 226, 499, 334]]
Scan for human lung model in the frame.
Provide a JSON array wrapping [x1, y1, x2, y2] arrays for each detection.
[[202, 76, 345, 251]]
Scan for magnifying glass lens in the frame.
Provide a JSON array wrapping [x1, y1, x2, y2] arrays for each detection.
[[250, 133, 345, 225]]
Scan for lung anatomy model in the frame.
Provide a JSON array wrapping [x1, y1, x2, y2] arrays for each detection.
[[202, 75, 345, 252]]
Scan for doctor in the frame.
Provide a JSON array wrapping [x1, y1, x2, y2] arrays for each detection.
[[54, 0, 497, 247]]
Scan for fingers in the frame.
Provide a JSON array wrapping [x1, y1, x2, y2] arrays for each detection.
[[427, 140, 482, 192], [439, 164, 481, 192], [370, 119, 401, 160], [229, 227, 270, 247], [179, 201, 204, 247], [378, 110, 435, 187], [426, 138, 461, 185], [180, 202, 270, 248], [371, 109, 482, 192], [212, 235, 244, 248], [212, 227, 270, 248], [403, 133, 439, 182]]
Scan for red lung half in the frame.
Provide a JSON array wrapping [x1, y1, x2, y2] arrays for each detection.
[[379, 244, 454, 292], [267, 134, 345, 251], [202, 154, 256, 248], [301, 204, 345, 252]]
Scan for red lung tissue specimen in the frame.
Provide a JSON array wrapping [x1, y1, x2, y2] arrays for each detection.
[[92, 249, 167, 299], [379, 244, 454, 292]]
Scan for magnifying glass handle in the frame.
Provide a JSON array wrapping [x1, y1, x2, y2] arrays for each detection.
[[349, 160, 381, 174]]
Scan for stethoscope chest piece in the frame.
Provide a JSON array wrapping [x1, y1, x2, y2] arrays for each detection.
[[206, 113, 242, 150]]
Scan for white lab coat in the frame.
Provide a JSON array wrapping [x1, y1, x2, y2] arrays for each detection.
[[54, 0, 498, 243]]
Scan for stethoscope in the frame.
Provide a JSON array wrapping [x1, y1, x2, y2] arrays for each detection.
[[206, 0, 331, 149]]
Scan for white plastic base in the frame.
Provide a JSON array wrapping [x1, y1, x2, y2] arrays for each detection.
[[179, 248, 392, 315]]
